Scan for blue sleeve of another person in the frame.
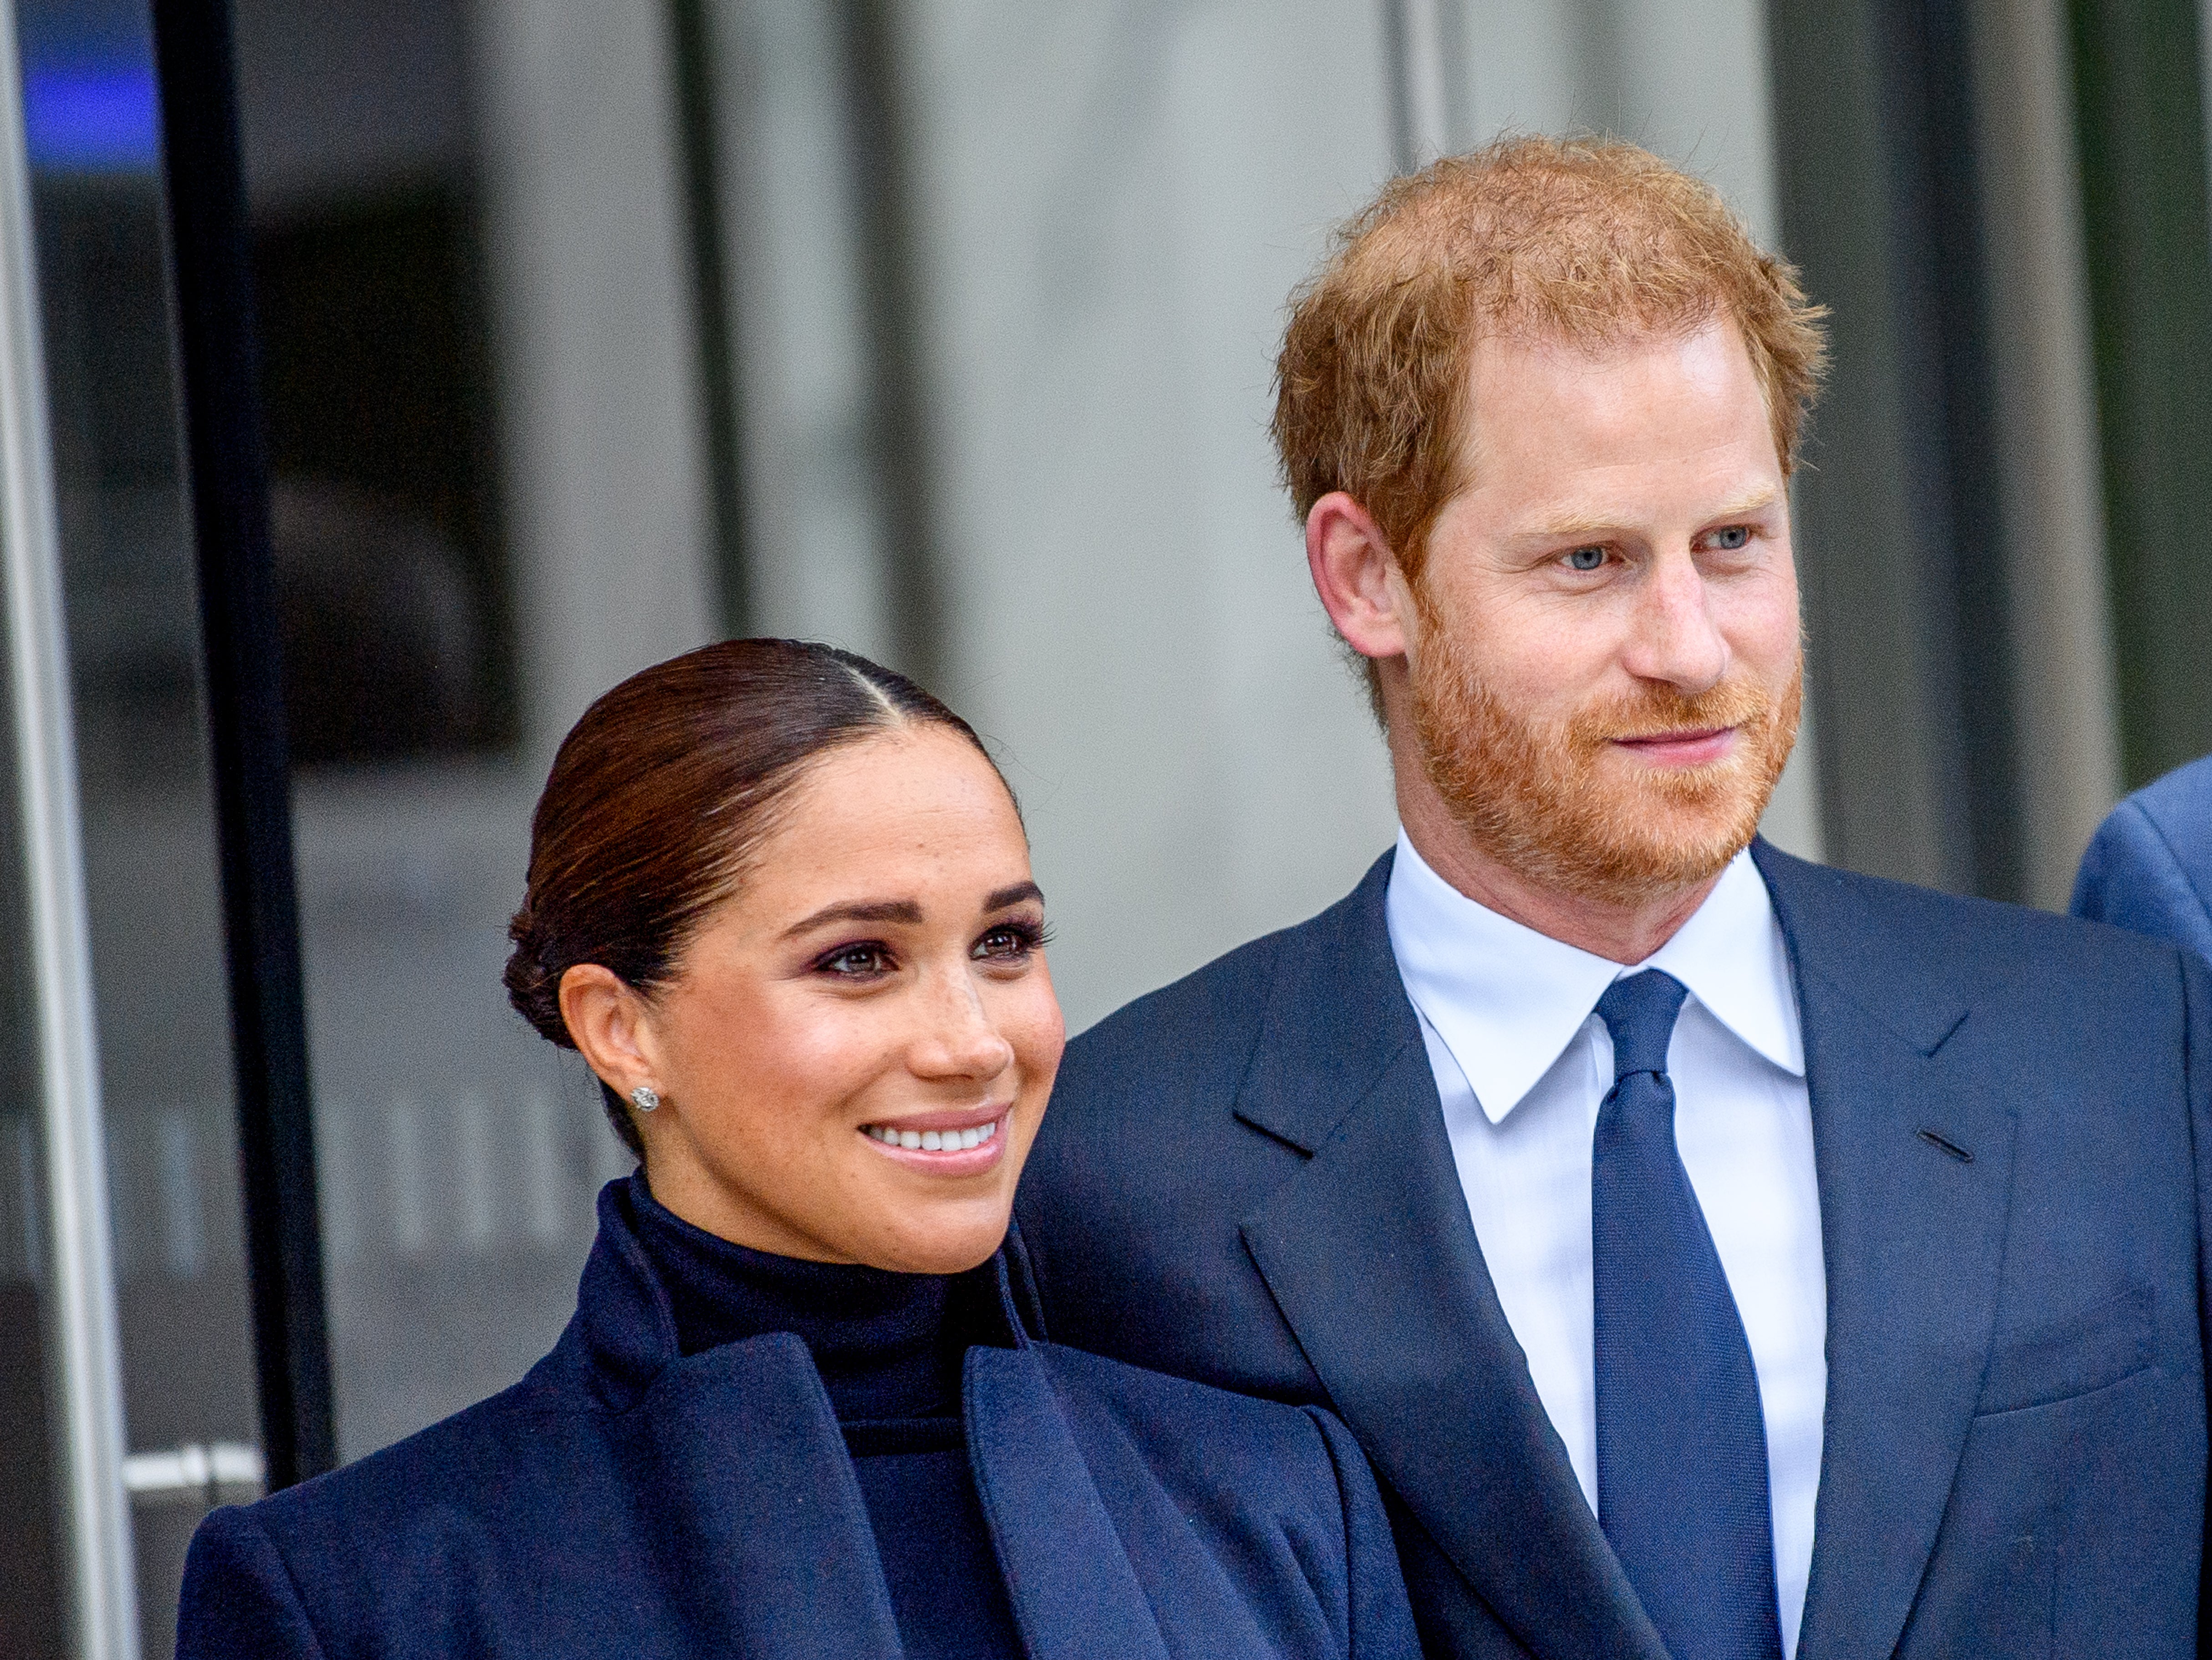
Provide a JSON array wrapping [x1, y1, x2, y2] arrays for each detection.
[[2072, 754, 2212, 967]]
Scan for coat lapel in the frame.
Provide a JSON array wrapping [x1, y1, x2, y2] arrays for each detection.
[[632, 1331, 906, 1660], [1235, 855, 1664, 1660], [964, 1348, 1174, 1660], [1754, 845, 2018, 1660]]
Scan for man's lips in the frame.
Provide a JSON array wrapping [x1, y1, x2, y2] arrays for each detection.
[[1610, 725, 1738, 764]]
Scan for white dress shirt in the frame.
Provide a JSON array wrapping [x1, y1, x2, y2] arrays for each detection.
[[1385, 830, 1826, 1657]]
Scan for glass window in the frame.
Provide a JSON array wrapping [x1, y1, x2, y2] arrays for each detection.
[[12, 0, 259, 1653]]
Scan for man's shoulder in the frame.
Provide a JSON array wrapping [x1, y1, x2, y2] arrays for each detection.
[[2071, 755, 2212, 941], [1757, 840, 2193, 1006], [2132, 752, 2212, 834], [1058, 851, 1396, 1105]]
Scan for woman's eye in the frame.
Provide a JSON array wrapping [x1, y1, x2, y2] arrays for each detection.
[[1710, 524, 1752, 551], [973, 924, 1042, 963], [1565, 545, 1606, 572], [818, 943, 894, 978]]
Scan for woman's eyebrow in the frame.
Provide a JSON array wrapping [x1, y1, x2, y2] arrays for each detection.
[[984, 881, 1044, 911], [782, 897, 925, 937]]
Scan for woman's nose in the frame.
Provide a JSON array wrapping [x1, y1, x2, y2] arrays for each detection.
[[911, 971, 1017, 1080]]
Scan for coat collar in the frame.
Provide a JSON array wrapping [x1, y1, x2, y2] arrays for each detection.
[[1238, 841, 2015, 1660], [564, 1183, 1164, 1658], [965, 1349, 1175, 1660], [565, 1175, 1028, 1409], [632, 1331, 907, 1657], [1751, 843, 2015, 1660], [1235, 850, 1666, 1660]]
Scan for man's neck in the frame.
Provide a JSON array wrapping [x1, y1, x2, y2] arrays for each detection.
[[1396, 779, 1725, 966]]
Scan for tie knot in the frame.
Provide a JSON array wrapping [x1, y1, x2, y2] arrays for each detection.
[[1594, 969, 1689, 1081]]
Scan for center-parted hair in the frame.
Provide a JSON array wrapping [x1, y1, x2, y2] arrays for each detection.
[[504, 638, 1004, 1157], [1273, 135, 1829, 598]]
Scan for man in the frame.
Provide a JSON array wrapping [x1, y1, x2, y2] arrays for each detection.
[[2074, 754, 2212, 966], [1016, 137, 2211, 1660]]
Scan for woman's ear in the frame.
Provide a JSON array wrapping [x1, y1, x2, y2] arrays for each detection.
[[559, 964, 662, 1101]]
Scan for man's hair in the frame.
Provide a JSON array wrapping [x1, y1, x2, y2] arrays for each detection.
[[1273, 134, 1828, 605]]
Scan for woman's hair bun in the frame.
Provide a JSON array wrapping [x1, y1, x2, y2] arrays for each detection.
[[503, 904, 573, 1049]]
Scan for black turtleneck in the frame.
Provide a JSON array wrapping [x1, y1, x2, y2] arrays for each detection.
[[628, 1176, 1022, 1658]]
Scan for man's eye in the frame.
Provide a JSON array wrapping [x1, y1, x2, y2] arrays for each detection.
[[1565, 546, 1606, 572], [1711, 524, 1751, 550]]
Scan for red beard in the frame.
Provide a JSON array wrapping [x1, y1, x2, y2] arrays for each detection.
[[1409, 630, 1803, 909]]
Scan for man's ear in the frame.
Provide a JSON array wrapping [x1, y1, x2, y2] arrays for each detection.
[[559, 964, 662, 1102], [1306, 491, 1412, 661]]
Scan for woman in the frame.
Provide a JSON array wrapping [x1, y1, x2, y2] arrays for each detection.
[[178, 639, 1417, 1659]]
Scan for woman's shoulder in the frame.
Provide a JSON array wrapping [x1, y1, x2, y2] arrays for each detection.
[[176, 1353, 631, 1657], [208, 1344, 595, 1562], [1012, 1340, 1365, 1502]]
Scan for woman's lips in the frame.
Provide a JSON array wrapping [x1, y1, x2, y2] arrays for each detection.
[[1611, 725, 1736, 766], [859, 1110, 1010, 1174]]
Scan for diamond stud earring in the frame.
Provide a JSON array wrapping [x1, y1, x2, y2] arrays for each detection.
[[629, 1085, 660, 1113]]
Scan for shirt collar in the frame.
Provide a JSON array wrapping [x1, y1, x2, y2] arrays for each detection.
[[1385, 830, 1804, 1125]]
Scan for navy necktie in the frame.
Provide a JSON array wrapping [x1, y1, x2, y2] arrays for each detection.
[[1591, 970, 1783, 1660]]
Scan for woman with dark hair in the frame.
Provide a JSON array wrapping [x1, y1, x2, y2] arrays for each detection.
[[176, 639, 1417, 1660]]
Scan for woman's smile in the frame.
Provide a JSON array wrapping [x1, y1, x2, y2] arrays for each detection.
[[860, 1108, 1009, 1172]]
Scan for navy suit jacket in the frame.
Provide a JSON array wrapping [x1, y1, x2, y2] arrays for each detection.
[[178, 1184, 1418, 1660], [1017, 840, 2212, 1660], [2075, 754, 2212, 966]]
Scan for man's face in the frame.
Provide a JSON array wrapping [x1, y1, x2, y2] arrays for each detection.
[[1402, 317, 1802, 909]]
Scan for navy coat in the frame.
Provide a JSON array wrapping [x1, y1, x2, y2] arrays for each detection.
[[1018, 841, 2212, 1660], [178, 1185, 1419, 1659], [2075, 752, 2212, 966]]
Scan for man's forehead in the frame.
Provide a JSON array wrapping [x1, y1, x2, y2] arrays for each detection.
[[1452, 320, 1780, 497]]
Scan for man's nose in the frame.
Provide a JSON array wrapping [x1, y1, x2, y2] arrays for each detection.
[[1622, 545, 1729, 692]]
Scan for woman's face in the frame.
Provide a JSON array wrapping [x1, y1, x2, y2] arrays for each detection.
[[566, 725, 1064, 1273]]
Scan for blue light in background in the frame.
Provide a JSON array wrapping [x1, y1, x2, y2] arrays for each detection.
[[22, 58, 159, 173]]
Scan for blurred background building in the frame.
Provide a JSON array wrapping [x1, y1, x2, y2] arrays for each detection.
[[0, 0, 2202, 1653]]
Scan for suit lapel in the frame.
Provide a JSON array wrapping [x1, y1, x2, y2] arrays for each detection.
[[1755, 845, 2018, 1660], [1236, 855, 1665, 1660], [632, 1331, 905, 1660], [964, 1349, 1174, 1660]]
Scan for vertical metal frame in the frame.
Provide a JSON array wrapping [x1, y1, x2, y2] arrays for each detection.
[[665, 0, 751, 638], [0, 0, 138, 1654], [148, 0, 335, 1490]]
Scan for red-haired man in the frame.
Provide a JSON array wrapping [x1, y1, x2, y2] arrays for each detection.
[[1021, 137, 2211, 1660]]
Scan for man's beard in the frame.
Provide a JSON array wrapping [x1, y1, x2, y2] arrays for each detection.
[[1409, 629, 1803, 911]]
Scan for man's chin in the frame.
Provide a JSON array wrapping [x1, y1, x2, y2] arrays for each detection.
[[1507, 774, 1771, 908]]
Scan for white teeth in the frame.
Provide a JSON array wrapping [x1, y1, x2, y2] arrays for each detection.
[[864, 1116, 1003, 1150]]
